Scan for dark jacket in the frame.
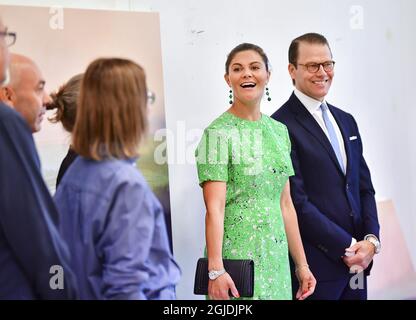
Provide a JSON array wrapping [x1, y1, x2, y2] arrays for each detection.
[[0, 102, 78, 299]]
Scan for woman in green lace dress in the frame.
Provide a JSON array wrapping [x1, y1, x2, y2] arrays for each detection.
[[195, 43, 316, 300]]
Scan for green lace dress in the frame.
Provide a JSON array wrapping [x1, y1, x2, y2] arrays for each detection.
[[195, 112, 294, 300]]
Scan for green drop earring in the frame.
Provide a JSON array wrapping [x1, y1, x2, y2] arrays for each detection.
[[266, 87, 271, 101], [229, 89, 233, 104]]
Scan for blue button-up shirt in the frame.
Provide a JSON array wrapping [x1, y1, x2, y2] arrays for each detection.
[[54, 156, 181, 299]]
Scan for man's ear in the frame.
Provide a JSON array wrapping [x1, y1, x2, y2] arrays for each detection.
[[288, 63, 296, 82], [0, 86, 16, 107]]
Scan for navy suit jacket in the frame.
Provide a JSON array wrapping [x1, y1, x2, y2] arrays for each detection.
[[271, 93, 379, 281], [0, 102, 78, 299]]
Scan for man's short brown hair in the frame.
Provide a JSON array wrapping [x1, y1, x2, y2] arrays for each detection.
[[288, 32, 332, 66]]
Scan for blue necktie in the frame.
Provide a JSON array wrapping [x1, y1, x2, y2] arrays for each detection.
[[320, 103, 345, 173]]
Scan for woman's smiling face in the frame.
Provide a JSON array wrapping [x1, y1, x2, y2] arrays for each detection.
[[225, 50, 270, 106]]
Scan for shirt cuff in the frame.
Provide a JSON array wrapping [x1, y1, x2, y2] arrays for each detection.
[[364, 234, 379, 242], [344, 237, 357, 257]]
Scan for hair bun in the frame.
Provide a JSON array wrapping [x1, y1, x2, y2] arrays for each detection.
[[46, 91, 60, 110]]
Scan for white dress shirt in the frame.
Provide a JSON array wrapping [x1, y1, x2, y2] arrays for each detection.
[[294, 88, 347, 174]]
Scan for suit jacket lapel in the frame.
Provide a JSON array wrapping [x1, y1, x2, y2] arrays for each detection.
[[288, 93, 345, 176]]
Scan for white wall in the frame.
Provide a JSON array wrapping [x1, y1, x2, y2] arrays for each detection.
[[1, 0, 415, 299]]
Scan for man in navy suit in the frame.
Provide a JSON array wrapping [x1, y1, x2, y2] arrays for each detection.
[[0, 17, 78, 299], [272, 33, 380, 300]]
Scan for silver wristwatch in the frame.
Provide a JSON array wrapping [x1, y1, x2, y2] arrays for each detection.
[[208, 268, 226, 280], [364, 234, 381, 254]]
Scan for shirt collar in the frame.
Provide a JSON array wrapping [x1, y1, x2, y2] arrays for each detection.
[[293, 88, 327, 114], [126, 157, 138, 166]]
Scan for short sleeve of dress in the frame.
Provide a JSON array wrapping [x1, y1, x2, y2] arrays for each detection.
[[282, 124, 295, 177], [195, 127, 229, 186]]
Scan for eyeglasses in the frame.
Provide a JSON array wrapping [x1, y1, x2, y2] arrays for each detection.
[[297, 61, 335, 73], [147, 90, 156, 105], [0, 28, 17, 47]]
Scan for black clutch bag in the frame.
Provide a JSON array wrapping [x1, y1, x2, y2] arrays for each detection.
[[193, 258, 254, 297]]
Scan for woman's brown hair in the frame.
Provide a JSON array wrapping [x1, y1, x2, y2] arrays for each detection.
[[225, 43, 270, 74], [72, 58, 148, 160], [48, 73, 83, 132]]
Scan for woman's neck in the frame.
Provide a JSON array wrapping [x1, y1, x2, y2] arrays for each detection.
[[228, 100, 261, 121]]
